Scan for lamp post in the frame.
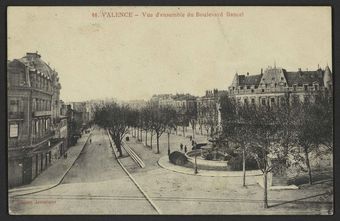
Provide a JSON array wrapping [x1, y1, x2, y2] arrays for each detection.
[[194, 153, 198, 174], [167, 129, 171, 155]]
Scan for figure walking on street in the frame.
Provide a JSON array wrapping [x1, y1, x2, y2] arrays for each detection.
[[180, 143, 183, 151], [184, 145, 187, 153]]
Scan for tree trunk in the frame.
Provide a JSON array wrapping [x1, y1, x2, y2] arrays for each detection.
[[117, 143, 123, 157], [156, 133, 160, 154], [140, 129, 143, 144], [145, 131, 148, 146], [192, 125, 195, 139], [304, 147, 313, 185], [150, 133, 153, 149], [242, 147, 246, 187], [183, 126, 185, 137], [175, 126, 178, 135], [167, 132, 170, 155], [263, 171, 268, 208]]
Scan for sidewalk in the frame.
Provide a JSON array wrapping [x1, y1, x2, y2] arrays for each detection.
[[9, 130, 92, 197]]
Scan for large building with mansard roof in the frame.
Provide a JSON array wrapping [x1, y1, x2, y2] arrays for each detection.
[[228, 65, 333, 106], [7, 52, 67, 187]]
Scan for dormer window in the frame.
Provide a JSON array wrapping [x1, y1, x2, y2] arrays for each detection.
[[314, 84, 319, 91]]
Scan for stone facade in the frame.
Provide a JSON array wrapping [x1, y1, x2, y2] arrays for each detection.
[[7, 52, 66, 187], [228, 66, 333, 106]]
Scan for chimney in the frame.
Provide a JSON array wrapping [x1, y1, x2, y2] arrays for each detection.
[[298, 68, 301, 72], [261, 68, 263, 74], [247, 72, 249, 76]]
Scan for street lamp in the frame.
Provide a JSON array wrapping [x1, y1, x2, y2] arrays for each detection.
[[194, 153, 198, 174], [167, 129, 171, 156]]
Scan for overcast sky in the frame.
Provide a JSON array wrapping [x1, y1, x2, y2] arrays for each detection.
[[8, 6, 332, 102]]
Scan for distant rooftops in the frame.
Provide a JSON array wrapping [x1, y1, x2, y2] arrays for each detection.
[[231, 66, 331, 88]]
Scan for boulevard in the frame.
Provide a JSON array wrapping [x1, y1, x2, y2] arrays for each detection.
[[9, 128, 333, 215]]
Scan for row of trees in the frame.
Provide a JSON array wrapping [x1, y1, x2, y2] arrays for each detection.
[[219, 93, 333, 208], [94, 102, 181, 156]]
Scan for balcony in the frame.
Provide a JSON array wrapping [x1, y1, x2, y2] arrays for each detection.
[[8, 138, 31, 149], [32, 131, 55, 145], [33, 110, 52, 117], [8, 112, 24, 120]]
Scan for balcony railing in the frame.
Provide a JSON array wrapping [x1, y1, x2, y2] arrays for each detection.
[[32, 131, 55, 144], [33, 110, 52, 117], [8, 139, 31, 148], [8, 112, 24, 119]]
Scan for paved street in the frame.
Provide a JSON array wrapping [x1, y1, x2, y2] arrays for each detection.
[[120, 130, 333, 215], [9, 128, 333, 215], [9, 128, 157, 215]]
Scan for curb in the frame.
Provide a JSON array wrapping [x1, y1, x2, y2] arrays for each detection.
[[9, 130, 93, 198], [106, 129, 162, 215], [158, 156, 263, 177]]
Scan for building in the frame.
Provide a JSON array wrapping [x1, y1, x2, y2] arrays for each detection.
[[123, 99, 147, 110], [7, 52, 66, 187], [228, 65, 333, 106]]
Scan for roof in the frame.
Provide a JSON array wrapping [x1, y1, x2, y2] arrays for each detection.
[[238, 74, 262, 86], [284, 70, 324, 86], [18, 53, 56, 79]]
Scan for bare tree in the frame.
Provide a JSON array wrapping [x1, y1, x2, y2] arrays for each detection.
[[220, 95, 254, 187], [94, 103, 131, 157], [295, 93, 333, 185]]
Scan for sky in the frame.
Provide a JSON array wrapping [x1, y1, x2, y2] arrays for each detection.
[[7, 6, 332, 102]]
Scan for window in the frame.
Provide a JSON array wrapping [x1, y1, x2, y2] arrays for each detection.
[[271, 98, 275, 104], [314, 84, 319, 91], [280, 97, 286, 106], [251, 98, 255, 104], [262, 89, 265, 93], [251, 89, 254, 93], [246, 86, 250, 89], [9, 123, 19, 138], [293, 85, 297, 91], [244, 98, 248, 105], [9, 100, 19, 113], [262, 98, 266, 106], [35, 121, 39, 134], [304, 96, 310, 103], [281, 77, 284, 80], [240, 86, 243, 90], [304, 85, 308, 91]]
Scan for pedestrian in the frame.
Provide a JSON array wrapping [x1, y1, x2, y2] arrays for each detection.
[[180, 143, 183, 151], [90, 138, 92, 144], [184, 145, 187, 153]]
